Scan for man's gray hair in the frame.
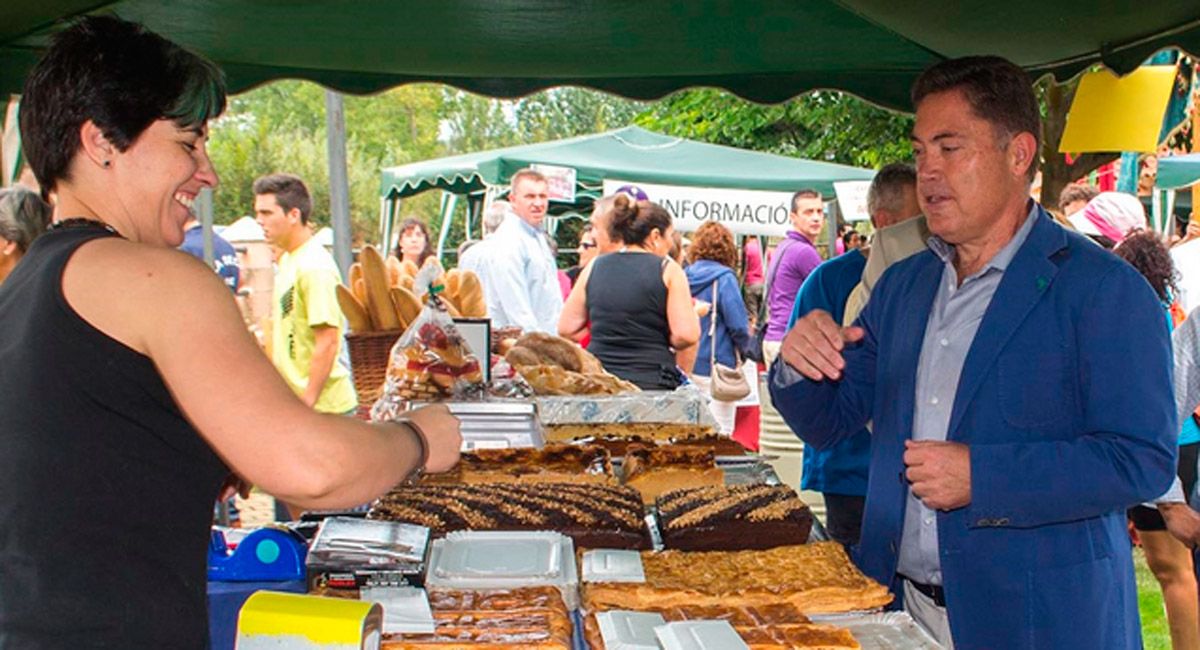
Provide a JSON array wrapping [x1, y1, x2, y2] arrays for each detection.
[[483, 200, 509, 236], [866, 163, 917, 218]]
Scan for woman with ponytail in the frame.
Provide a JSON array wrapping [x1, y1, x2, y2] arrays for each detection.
[[559, 193, 699, 389]]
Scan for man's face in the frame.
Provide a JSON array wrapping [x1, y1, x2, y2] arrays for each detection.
[[789, 196, 825, 241], [590, 205, 618, 253], [911, 89, 1030, 246], [254, 193, 298, 249], [511, 178, 549, 228]]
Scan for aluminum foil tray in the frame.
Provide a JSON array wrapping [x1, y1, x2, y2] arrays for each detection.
[[446, 400, 546, 450]]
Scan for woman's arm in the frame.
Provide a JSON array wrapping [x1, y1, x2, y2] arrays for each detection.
[[63, 241, 460, 509], [558, 262, 592, 341], [662, 259, 700, 349]]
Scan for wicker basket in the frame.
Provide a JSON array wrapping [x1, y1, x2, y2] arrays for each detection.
[[345, 329, 404, 405]]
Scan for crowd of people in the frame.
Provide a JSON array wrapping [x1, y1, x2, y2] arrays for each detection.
[[5, 12, 1200, 650]]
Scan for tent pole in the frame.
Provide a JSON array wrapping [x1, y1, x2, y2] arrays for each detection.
[[324, 89, 353, 280], [436, 191, 457, 263]]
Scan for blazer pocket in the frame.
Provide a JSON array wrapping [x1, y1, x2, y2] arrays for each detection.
[[1025, 556, 1118, 648], [998, 346, 1073, 428]]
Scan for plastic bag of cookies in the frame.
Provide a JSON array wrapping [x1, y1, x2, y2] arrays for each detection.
[[370, 286, 486, 421]]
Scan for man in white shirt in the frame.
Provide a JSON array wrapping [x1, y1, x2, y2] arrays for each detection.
[[462, 169, 563, 332]]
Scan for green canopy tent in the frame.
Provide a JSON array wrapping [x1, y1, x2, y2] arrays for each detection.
[[3, 1, 1199, 110], [379, 126, 876, 258], [3, 1, 1199, 270]]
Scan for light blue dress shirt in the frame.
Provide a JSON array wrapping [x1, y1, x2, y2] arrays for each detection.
[[460, 213, 563, 333]]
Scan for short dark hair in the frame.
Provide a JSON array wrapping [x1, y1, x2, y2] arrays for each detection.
[[911, 56, 1041, 181], [867, 163, 917, 217], [606, 194, 673, 247], [0, 187, 52, 254], [1057, 184, 1100, 213], [790, 189, 821, 213], [253, 173, 312, 224], [20, 15, 226, 200], [511, 168, 547, 191]]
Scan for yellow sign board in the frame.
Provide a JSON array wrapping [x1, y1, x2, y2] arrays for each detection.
[[1059, 66, 1177, 154]]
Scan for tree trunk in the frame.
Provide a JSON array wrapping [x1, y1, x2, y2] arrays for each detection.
[[1039, 77, 1120, 210]]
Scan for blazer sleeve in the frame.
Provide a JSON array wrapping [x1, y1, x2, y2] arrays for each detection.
[[768, 280, 879, 450], [969, 263, 1178, 527]]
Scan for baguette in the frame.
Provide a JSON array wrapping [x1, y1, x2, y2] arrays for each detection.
[[361, 245, 402, 330], [444, 269, 462, 301], [391, 286, 423, 328], [353, 278, 368, 306], [385, 255, 403, 288], [349, 262, 364, 292], [336, 284, 373, 332], [401, 259, 420, 280], [458, 271, 487, 318]]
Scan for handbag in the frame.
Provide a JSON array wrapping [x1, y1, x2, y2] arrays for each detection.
[[744, 237, 794, 363], [708, 279, 752, 401]]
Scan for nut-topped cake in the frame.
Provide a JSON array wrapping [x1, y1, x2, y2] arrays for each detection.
[[369, 482, 650, 549], [657, 484, 814, 551]]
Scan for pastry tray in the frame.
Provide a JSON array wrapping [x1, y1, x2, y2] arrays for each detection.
[[536, 387, 718, 427], [445, 400, 546, 450], [811, 611, 944, 649]]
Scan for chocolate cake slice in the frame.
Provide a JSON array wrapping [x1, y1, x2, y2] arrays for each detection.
[[369, 482, 650, 549], [420, 443, 614, 485], [656, 484, 813, 551]]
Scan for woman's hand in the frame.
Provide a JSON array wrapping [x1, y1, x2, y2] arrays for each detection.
[[404, 404, 462, 473]]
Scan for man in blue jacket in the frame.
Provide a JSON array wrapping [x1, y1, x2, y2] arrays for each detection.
[[769, 56, 1176, 649], [785, 163, 920, 547]]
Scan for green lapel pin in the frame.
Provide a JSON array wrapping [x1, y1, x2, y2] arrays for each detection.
[[1036, 276, 1049, 292]]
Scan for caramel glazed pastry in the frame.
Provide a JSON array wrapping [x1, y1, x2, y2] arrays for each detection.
[[657, 484, 814, 551], [369, 482, 651, 549], [419, 444, 614, 485], [583, 541, 893, 614], [382, 587, 572, 649], [621, 444, 724, 505]]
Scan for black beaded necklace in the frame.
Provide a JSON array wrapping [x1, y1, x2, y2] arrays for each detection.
[[48, 218, 122, 237]]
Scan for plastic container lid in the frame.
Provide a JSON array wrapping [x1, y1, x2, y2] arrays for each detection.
[[582, 550, 645, 583], [433, 531, 562, 579], [424, 531, 579, 609], [654, 620, 750, 650], [596, 611, 666, 650], [360, 585, 434, 635]]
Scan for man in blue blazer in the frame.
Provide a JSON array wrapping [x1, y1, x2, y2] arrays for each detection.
[[770, 56, 1177, 649]]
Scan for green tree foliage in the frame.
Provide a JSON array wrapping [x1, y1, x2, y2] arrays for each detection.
[[516, 87, 646, 142], [207, 81, 444, 244], [635, 88, 913, 169]]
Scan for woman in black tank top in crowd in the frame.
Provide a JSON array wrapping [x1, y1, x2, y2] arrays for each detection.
[[0, 17, 462, 648], [558, 193, 700, 389]]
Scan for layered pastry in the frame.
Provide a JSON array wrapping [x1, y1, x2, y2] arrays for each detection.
[[545, 423, 716, 443], [622, 445, 724, 505], [657, 484, 813, 550], [369, 482, 650, 549], [420, 443, 614, 485], [583, 542, 893, 614], [569, 434, 749, 458], [383, 586, 572, 649]]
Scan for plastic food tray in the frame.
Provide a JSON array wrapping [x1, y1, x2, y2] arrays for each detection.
[[536, 387, 718, 427], [811, 611, 945, 649], [424, 530, 580, 609], [446, 400, 546, 450]]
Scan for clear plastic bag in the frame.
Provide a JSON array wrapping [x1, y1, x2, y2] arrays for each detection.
[[370, 292, 486, 421]]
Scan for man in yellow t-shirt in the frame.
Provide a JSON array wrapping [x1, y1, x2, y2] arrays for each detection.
[[254, 173, 356, 415]]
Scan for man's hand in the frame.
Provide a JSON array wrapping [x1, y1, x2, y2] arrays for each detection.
[[904, 440, 971, 510], [779, 310, 864, 381], [406, 403, 462, 473], [1160, 502, 1200, 550]]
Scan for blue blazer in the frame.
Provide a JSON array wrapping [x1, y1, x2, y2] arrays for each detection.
[[770, 208, 1176, 649]]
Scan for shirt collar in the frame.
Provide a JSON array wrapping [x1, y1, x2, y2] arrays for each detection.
[[508, 212, 543, 238], [787, 230, 814, 245], [927, 201, 1039, 274]]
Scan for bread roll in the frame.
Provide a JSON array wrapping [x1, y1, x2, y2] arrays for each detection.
[[457, 271, 487, 318]]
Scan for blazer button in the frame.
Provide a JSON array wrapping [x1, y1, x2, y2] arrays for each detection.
[[975, 518, 992, 527], [995, 518, 1010, 526]]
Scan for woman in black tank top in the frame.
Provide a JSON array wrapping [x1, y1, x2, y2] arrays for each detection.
[[4, 17, 462, 647], [558, 194, 700, 390]]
